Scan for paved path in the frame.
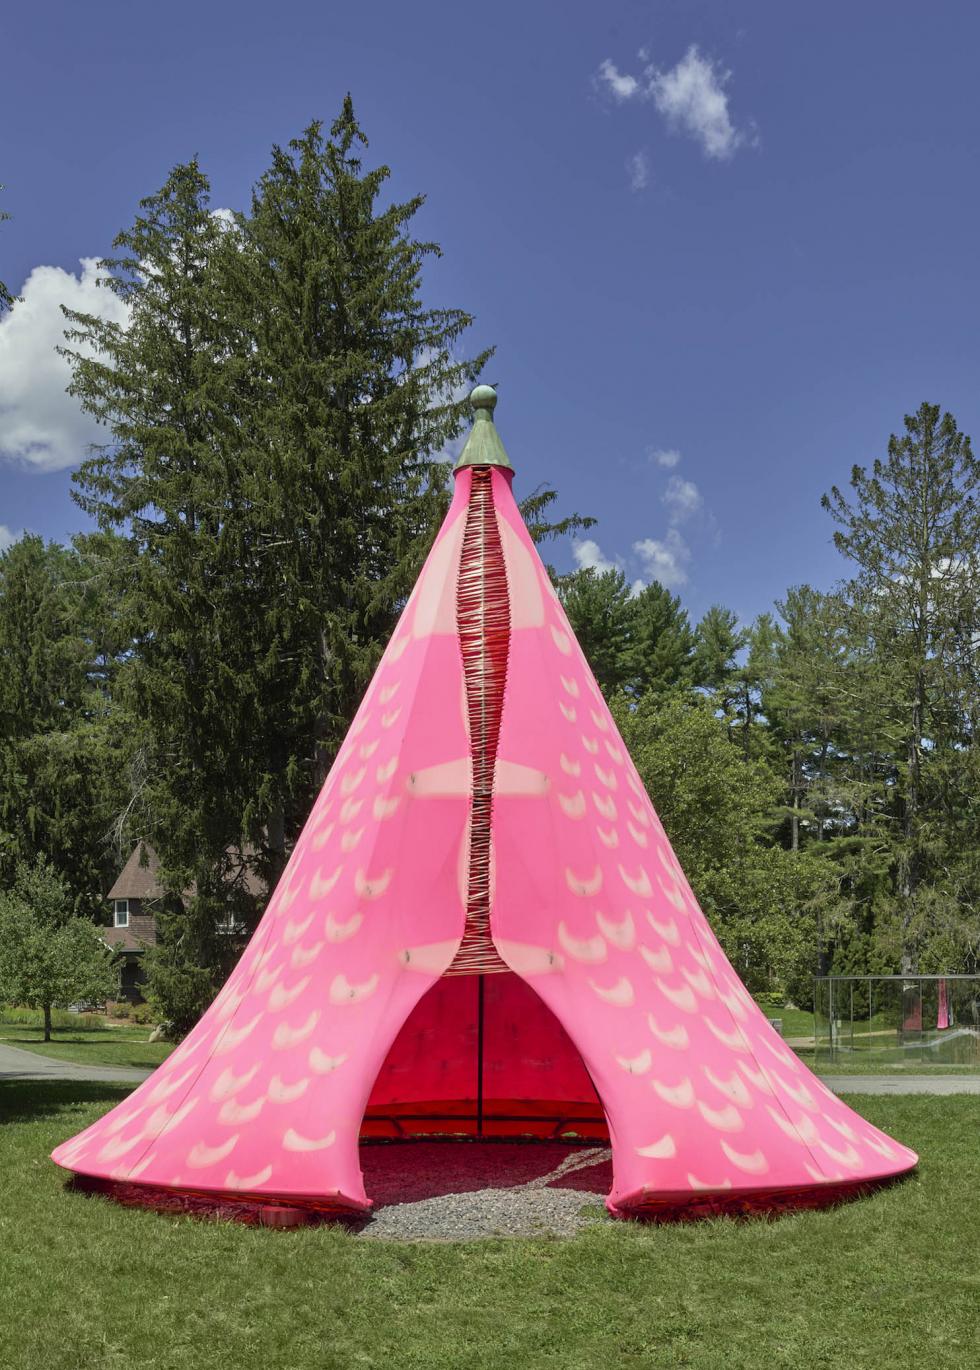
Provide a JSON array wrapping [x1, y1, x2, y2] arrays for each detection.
[[0, 1041, 152, 1085], [823, 1073, 980, 1094]]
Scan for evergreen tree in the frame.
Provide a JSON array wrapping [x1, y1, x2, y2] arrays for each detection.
[[520, 488, 595, 553], [64, 105, 491, 1025], [0, 536, 123, 909], [823, 402, 980, 969], [766, 587, 850, 852], [726, 613, 780, 759], [559, 567, 635, 697], [231, 104, 491, 824], [64, 159, 262, 998], [629, 581, 695, 699], [693, 604, 746, 699]]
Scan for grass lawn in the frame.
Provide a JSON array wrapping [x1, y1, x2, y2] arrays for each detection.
[[0, 1023, 173, 1071], [799, 1051, 980, 1075], [1, 1082, 977, 1369], [756, 1004, 815, 1039]]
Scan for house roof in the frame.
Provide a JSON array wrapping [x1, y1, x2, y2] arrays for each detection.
[[107, 842, 267, 903], [103, 924, 155, 953], [107, 843, 164, 901]]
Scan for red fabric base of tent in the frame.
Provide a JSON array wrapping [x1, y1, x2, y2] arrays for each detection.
[[66, 1156, 909, 1228], [66, 1173, 361, 1226], [610, 1171, 910, 1223]]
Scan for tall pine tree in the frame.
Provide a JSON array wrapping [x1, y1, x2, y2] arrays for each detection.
[[230, 104, 490, 838], [629, 581, 696, 699], [0, 535, 123, 911], [823, 402, 980, 969], [64, 104, 492, 1026], [559, 567, 635, 697]]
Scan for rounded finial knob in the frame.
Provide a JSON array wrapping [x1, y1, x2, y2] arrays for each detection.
[[469, 384, 498, 414]]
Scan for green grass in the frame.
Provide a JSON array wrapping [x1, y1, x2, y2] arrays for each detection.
[[803, 1054, 980, 1076], [760, 1005, 814, 1039], [0, 1023, 173, 1071], [1, 1081, 978, 1369]]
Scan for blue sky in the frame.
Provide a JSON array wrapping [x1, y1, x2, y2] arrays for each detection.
[[2, 0, 979, 627]]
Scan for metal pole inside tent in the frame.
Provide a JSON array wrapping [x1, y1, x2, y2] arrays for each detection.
[[476, 974, 485, 1137]]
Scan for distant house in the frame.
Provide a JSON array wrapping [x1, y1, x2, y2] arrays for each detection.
[[104, 842, 266, 1003], [104, 843, 164, 1002]]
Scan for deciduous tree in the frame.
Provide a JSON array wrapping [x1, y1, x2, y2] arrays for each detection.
[[0, 858, 118, 1039]]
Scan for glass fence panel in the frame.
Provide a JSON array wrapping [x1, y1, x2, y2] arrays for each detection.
[[809, 977, 980, 1066], [812, 977, 831, 1065]]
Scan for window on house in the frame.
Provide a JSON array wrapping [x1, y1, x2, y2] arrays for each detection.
[[113, 899, 130, 928]]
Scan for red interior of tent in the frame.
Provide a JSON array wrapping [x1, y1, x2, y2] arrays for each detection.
[[361, 972, 609, 1142]]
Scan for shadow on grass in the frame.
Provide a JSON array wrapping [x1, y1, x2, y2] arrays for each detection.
[[0, 1079, 133, 1126]]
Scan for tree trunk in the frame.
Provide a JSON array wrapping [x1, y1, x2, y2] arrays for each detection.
[[313, 627, 334, 789], [899, 673, 925, 974], [266, 806, 287, 889], [43, 1002, 52, 1042]]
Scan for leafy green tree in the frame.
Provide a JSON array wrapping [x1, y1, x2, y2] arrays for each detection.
[[823, 402, 980, 969], [559, 567, 635, 697], [0, 858, 118, 1039], [615, 693, 829, 993]]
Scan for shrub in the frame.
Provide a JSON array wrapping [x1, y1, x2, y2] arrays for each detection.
[[0, 1006, 108, 1031]]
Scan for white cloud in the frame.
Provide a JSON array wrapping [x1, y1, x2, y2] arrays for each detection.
[[595, 45, 746, 162], [662, 474, 703, 524], [0, 257, 129, 472], [0, 524, 22, 552], [597, 59, 640, 102], [627, 459, 707, 591], [633, 529, 690, 588], [573, 538, 621, 575], [627, 151, 649, 192], [650, 46, 742, 161]]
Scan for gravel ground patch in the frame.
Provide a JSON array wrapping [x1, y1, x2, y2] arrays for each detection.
[[352, 1141, 612, 1241]]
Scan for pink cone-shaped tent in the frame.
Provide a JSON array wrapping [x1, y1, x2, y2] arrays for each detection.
[[53, 387, 916, 1220]]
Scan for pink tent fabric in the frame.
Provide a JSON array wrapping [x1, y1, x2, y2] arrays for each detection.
[[53, 389, 916, 1220]]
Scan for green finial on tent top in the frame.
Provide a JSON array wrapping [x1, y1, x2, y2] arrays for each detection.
[[453, 384, 515, 473]]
